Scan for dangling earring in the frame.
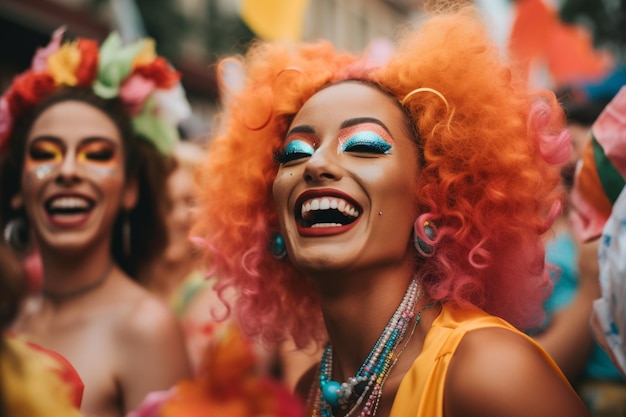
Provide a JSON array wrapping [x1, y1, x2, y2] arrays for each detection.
[[122, 212, 131, 257], [269, 232, 287, 260], [3, 217, 29, 252], [414, 219, 437, 258]]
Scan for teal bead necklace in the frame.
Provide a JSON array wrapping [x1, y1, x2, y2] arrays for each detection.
[[314, 279, 434, 417]]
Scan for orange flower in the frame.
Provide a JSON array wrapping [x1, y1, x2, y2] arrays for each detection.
[[75, 39, 99, 86], [160, 326, 305, 417]]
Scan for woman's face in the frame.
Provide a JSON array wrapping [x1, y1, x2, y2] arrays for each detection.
[[164, 165, 198, 262], [272, 82, 420, 274], [16, 100, 137, 253]]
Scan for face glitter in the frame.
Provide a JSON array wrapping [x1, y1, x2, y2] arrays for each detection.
[[34, 164, 56, 180]]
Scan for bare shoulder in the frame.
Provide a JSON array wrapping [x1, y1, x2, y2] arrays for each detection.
[[115, 283, 182, 344], [444, 327, 590, 417], [110, 274, 191, 410]]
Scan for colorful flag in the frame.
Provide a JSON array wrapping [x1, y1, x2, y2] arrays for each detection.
[[240, 0, 310, 42], [508, 0, 613, 88]]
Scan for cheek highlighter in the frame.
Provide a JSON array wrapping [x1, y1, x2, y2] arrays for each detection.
[[77, 142, 119, 177]]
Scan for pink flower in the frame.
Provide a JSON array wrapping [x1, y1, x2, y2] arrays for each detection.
[[119, 74, 155, 115], [32, 26, 66, 72], [126, 389, 175, 417], [0, 96, 13, 151]]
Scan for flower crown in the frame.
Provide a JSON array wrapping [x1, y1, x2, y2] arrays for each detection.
[[0, 27, 191, 154]]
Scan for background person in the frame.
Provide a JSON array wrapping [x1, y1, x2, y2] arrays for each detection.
[[568, 86, 626, 414], [0, 28, 191, 417], [530, 92, 626, 416]]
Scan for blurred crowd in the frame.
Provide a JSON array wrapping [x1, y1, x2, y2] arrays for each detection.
[[1, 2, 626, 417]]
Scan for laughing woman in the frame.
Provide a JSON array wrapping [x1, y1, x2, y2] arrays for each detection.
[[194, 4, 592, 417], [0, 29, 191, 417]]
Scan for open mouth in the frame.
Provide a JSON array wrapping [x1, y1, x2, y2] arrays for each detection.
[[297, 196, 361, 228], [45, 195, 95, 218]]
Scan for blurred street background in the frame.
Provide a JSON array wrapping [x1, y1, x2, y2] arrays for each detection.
[[1, 0, 624, 142]]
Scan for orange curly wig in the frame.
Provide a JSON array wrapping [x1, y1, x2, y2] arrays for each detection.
[[194, 5, 569, 348]]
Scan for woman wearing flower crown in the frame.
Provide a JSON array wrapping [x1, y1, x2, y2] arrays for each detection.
[[0, 28, 191, 417], [193, 4, 592, 417]]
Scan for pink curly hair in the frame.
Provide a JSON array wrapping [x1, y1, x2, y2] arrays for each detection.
[[194, 5, 569, 348]]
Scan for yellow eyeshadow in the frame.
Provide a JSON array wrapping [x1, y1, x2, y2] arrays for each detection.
[[77, 142, 116, 165], [27, 141, 63, 165]]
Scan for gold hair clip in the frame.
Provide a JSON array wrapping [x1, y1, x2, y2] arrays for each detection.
[[401, 87, 449, 112]]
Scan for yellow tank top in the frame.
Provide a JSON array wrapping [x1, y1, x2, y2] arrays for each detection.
[[389, 303, 568, 417]]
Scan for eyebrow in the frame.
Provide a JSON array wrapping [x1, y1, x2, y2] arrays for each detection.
[[30, 136, 64, 147], [30, 136, 118, 147], [286, 125, 315, 137], [80, 137, 119, 147], [340, 117, 392, 135], [287, 117, 392, 138]]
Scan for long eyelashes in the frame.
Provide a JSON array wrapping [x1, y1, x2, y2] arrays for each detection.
[[337, 123, 394, 154], [28, 140, 116, 164], [274, 139, 315, 164], [340, 131, 392, 154], [29, 142, 63, 163], [25, 139, 119, 180], [275, 125, 394, 165], [77, 143, 116, 164]]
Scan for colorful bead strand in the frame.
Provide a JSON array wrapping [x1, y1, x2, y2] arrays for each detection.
[[314, 278, 424, 417]]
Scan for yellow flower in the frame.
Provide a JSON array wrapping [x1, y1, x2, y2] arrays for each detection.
[[47, 42, 81, 86], [132, 38, 156, 68]]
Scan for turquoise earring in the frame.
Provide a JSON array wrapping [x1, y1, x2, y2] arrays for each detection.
[[269, 233, 287, 260], [414, 219, 437, 257]]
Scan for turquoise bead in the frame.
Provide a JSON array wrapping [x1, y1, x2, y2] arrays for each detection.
[[321, 380, 342, 407]]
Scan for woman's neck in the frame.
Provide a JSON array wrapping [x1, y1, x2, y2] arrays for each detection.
[[313, 263, 418, 379], [38, 245, 114, 299], [310, 267, 438, 417]]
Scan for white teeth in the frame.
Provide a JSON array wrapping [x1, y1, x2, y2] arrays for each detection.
[[300, 197, 359, 218], [49, 196, 90, 209], [311, 223, 342, 228]]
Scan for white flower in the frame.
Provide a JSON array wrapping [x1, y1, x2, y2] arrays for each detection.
[[153, 83, 191, 125]]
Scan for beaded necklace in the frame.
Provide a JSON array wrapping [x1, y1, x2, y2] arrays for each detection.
[[310, 279, 434, 417]]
